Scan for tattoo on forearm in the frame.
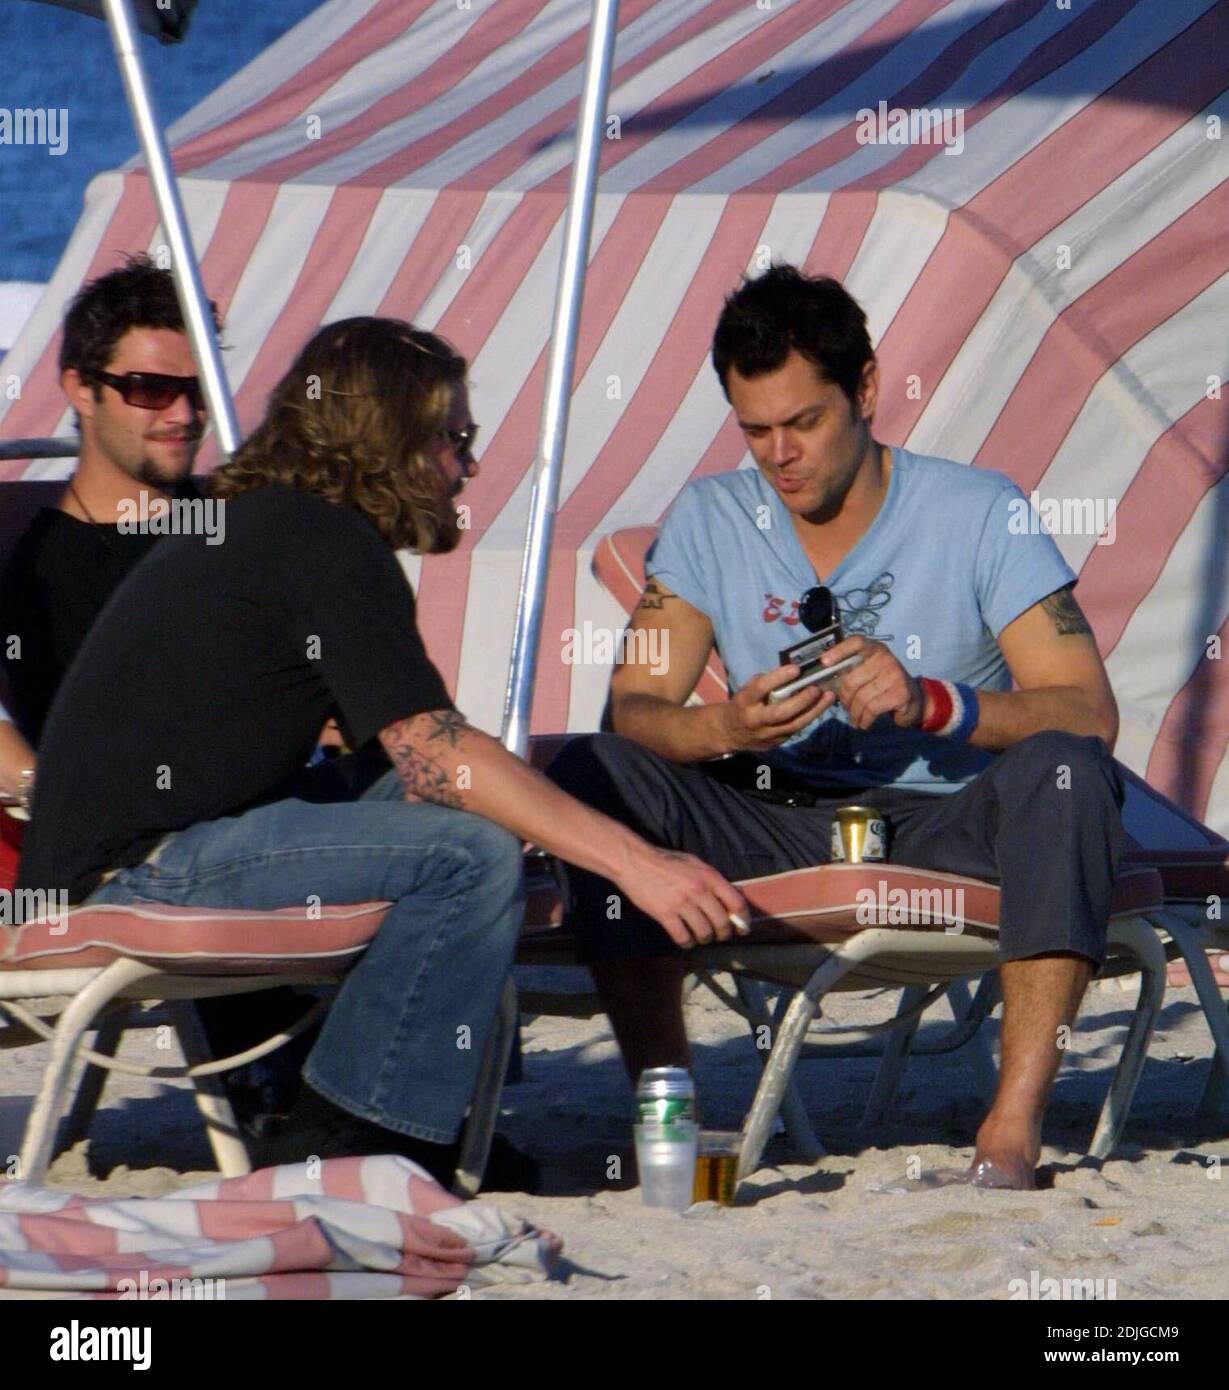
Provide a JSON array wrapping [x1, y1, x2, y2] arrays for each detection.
[[636, 579, 672, 613], [383, 711, 473, 808], [386, 737, 464, 808], [426, 709, 468, 748], [1041, 586, 1092, 637]]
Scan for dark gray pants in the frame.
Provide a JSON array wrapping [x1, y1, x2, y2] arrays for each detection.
[[546, 730, 1125, 966]]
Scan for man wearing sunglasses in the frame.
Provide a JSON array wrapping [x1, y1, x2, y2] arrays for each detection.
[[17, 317, 744, 1189], [0, 258, 310, 1131], [549, 265, 1125, 1192], [0, 254, 211, 746]]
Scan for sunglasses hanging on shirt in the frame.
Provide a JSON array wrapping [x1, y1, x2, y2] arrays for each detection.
[[767, 584, 865, 704]]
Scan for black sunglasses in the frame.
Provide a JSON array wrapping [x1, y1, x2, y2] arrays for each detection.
[[93, 370, 205, 411], [799, 585, 837, 633]]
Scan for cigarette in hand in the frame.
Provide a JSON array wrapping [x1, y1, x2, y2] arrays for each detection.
[[730, 913, 751, 936]]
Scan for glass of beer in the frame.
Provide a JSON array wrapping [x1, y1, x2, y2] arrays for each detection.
[[692, 1130, 742, 1206]]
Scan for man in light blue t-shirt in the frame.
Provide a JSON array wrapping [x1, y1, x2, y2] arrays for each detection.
[[548, 266, 1125, 1191]]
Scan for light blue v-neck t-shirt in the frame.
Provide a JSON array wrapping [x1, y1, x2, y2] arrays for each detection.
[[645, 447, 1076, 795]]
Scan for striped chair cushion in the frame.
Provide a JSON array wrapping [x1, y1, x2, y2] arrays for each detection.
[[519, 863, 1163, 954], [735, 862, 1162, 944], [1, 902, 389, 974]]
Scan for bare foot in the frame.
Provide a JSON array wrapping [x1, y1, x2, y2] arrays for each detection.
[[966, 1153, 1035, 1189], [909, 1155, 1036, 1190], [907, 1114, 1040, 1191], [968, 1114, 1039, 1190]]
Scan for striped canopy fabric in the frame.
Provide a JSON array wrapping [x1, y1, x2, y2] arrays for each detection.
[[2, 0, 1226, 834]]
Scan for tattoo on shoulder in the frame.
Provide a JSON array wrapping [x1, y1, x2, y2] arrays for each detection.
[[636, 579, 672, 613], [1041, 586, 1092, 636]]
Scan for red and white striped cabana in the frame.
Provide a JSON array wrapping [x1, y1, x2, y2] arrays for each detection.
[[2, 0, 1226, 832]]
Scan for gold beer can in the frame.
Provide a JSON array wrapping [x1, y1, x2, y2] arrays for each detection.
[[831, 805, 888, 863]]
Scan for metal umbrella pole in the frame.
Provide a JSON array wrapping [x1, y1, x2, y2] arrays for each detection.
[[101, 0, 240, 458], [501, 0, 620, 758]]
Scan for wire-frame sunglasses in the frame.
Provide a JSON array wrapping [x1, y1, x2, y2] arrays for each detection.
[[442, 423, 480, 458]]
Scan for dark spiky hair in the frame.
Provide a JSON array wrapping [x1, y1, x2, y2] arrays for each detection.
[[59, 253, 220, 383], [711, 264, 873, 407]]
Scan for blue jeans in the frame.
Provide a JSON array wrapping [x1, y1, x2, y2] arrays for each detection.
[[86, 768, 525, 1143]]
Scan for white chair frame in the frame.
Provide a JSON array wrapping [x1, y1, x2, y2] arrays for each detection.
[[0, 959, 517, 1196]]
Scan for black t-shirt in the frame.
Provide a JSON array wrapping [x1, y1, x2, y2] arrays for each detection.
[[17, 485, 454, 902], [0, 480, 201, 745], [0, 513, 161, 745]]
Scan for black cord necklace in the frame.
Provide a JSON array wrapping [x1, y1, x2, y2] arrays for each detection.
[[66, 480, 128, 562]]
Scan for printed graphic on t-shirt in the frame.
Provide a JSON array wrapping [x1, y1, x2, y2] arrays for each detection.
[[761, 571, 896, 643]]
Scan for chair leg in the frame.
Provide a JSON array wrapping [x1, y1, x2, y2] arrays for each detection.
[[737, 941, 907, 1181], [861, 985, 928, 1129], [169, 1002, 252, 1178], [738, 986, 821, 1181], [1198, 1049, 1229, 1118], [19, 958, 158, 1185], [453, 977, 519, 1199], [946, 976, 1000, 1104], [860, 977, 995, 1128], [734, 977, 824, 1161], [55, 1005, 130, 1158], [1156, 910, 1229, 1118], [1088, 915, 1167, 1160]]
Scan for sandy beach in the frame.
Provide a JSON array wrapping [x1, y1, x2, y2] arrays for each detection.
[[2, 966, 1226, 1302]]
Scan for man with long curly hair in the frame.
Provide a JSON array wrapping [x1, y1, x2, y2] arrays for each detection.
[[17, 317, 747, 1189]]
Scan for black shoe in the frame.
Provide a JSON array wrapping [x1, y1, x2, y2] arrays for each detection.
[[325, 1125, 540, 1195], [212, 1013, 323, 1141], [472, 1133, 541, 1195], [255, 1087, 540, 1193], [225, 1061, 302, 1140]]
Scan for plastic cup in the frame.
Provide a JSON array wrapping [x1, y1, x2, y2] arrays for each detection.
[[692, 1130, 742, 1206], [634, 1120, 697, 1210]]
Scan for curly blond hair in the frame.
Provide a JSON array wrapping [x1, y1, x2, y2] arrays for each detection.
[[211, 317, 467, 553]]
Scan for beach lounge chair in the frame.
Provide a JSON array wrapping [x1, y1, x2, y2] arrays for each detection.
[[516, 526, 1178, 1179], [0, 899, 519, 1191], [0, 480, 516, 1192], [1122, 838, 1229, 1116]]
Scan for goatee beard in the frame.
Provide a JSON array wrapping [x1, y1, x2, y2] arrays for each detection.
[[136, 458, 191, 491]]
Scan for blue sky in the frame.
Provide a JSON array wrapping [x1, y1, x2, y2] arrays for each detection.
[[0, 0, 328, 282]]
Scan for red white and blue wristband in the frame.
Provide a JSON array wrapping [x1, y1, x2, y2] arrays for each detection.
[[919, 678, 980, 742]]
